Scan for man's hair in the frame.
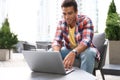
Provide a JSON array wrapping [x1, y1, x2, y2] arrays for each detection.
[[61, 0, 78, 12]]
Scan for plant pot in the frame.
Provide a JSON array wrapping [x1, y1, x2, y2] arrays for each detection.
[[0, 49, 10, 61], [109, 41, 120, 64]]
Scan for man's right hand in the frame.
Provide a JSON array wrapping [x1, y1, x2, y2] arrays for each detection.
[[63, 51, 76, 69]]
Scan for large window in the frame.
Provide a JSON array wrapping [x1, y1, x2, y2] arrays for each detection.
[[37, 0, 62, 42], [0, 0, 99, 43], [2, 0, 116, 43], [38, 0, 99, 42], [0, 0, 7, 27], [77, 0, 98, 32], [7, 0, 39, 43]]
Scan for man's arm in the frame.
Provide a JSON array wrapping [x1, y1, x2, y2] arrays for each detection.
[[52, 21, 63, 52], [63, 44, 87, 69], [74, 44, 88, 55]]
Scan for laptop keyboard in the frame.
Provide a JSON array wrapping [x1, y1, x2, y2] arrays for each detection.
[[65, 68, 71, 71], [65, 68, 75, 74]]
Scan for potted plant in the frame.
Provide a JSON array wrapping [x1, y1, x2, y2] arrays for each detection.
[[0, 18, 18, 61], [105, 0, 120, 64]]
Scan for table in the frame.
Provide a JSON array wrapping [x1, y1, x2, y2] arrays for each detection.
[[0, 54, 97, 80]]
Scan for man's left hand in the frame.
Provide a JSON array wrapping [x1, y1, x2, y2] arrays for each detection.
[[63, 51, 76, 69]]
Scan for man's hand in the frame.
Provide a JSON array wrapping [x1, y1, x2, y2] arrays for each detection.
[[63, 51, 76, 69]]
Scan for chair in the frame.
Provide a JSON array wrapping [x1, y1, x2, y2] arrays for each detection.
[[92, 33, 108, 80], [15, 41, 36, 53], [23, 43, 36, 50], [36, 41, 51, 50], [15, 41, 28, 53], [74, 33, 108, 80]]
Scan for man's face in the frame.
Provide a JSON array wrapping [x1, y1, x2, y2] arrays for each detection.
[[62, 6, 77, 26]]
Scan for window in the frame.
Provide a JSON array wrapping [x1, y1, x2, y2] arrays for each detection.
[[37, 0, 62, 42], [76, 0, 98, 32], [37, 0, 99, 42], [4, 0, 100, 43], [0, 0, 7, 27]]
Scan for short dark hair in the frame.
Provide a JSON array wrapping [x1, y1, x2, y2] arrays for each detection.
[[61, 0, 78, 12]]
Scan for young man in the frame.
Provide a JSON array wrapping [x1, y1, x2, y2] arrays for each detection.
[[52, 0, 100, 74]]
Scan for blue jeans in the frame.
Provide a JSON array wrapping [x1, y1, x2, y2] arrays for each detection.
[[49, 47, 97, 74]]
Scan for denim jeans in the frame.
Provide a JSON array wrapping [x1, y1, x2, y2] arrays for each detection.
[[49, 47, 97, 74]]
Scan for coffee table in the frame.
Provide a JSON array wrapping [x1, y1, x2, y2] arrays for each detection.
[[0, 53, 97, 80]]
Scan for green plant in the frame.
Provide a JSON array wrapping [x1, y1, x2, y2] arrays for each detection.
[[105, 0, 120, 40], [0, 18, 18, 49]]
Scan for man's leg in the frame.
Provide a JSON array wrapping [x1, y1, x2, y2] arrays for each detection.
[[60, 47, 71, 59], [79, 47, 97, 73]]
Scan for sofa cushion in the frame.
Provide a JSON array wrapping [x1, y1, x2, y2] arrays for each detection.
[[92, 33, 105, 54]]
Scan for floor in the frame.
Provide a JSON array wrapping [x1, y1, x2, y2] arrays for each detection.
[[96, 70, 120, 80], [0, 53, 120, 80], [96, 46, 120, 80]]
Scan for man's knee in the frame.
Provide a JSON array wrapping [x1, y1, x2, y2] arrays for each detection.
[[80, 47, 97, 59], [80, 48, 97, 73]]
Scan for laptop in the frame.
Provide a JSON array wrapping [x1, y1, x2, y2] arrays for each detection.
[[22, 50, 75, 74]]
